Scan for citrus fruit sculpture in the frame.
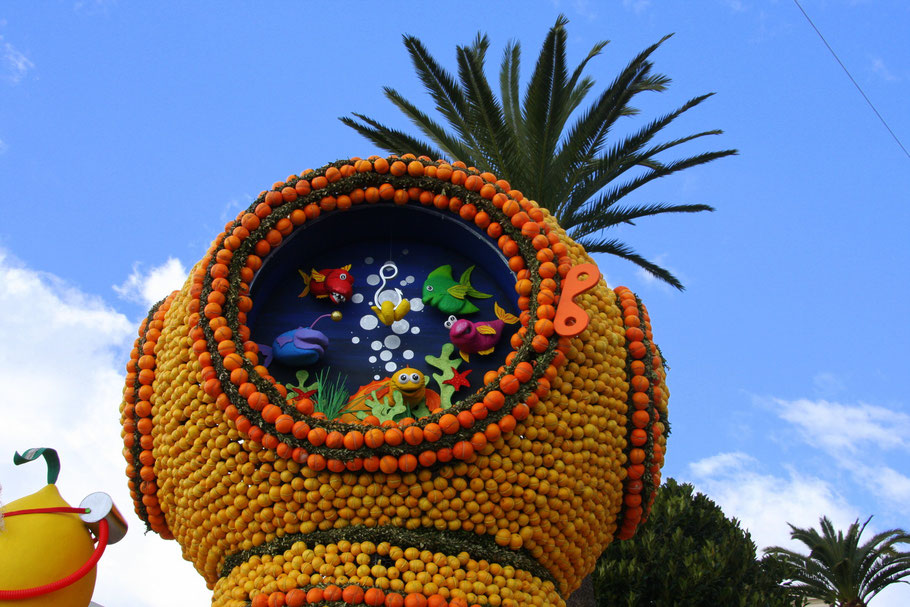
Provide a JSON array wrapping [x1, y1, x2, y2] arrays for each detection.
[[119, 155, 669, 607]]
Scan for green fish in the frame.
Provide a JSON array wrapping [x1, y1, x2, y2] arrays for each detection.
[[422, 265, 492, 315]]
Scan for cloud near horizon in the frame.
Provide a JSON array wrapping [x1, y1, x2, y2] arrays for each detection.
[[0, 249, 211, 607], [113, 257, 188, 308]]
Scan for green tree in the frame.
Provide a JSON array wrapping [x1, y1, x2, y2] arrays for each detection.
[[341, 16, 736, 289], [592, 478, 794, 606], [766, 516, 910, 607]]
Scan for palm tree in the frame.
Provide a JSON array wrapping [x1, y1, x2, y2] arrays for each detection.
[[340, 16, 736, 289], [766, 516, 910, 606]]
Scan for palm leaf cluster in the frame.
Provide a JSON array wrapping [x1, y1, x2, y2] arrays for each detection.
[[766, 516, 910, 606], [341, 16, 736, 289]]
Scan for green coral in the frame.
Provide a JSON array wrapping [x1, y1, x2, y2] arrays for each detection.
[[425, 343, 463, 410], [364, 389, 408, 424], [284, 369, 319, 402]]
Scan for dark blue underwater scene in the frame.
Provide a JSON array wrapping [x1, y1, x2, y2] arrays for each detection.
[[247, 205, 520, 416]]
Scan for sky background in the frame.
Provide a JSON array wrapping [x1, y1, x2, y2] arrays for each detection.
[[1, 1, 909, 605]]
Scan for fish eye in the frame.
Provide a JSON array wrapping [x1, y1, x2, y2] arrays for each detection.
[[339, 273, 347, 280], [444, 315, 456, 329], [398, 373, 409, 383], [410, 373, 421, 383], [426, 285, 434, 292]]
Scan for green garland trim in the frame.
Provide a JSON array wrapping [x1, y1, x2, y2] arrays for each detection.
[[127, 298, 165, 532], [220, 524, 556, 587], [196, 157, 563, 460], [616, 292, 665, 534]]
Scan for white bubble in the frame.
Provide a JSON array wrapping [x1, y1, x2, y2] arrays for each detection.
[[409, 298, 424, 312], [351, 336, 360, 344], [369, 356, 377, 363], [403, 350, 414, 360], [399, 280, 408, 287], [385, 362, 397, 372], [371, 340, 383, 351], [380, 350, 393, 361], [411, 326, 420, 335], [384, 335, 401, 349], [352, 293, 364, 304], [365, 257, 374, 264], [392, 320, 410, 334], [377, 289, 399, 304], [366, 274, 381, 286], [374, 375, 381, 380], [360, 315, 379, 330], [405, 275, 415, 284], [402, 249, 409, 255]]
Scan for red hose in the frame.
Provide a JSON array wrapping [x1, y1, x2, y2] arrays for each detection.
[[0, 512, 108, 599]]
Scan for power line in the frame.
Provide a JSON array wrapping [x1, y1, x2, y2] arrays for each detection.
[[793, 0, 910, 161]]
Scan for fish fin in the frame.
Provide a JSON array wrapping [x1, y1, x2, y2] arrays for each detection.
[[311, 269, 326, 282], [258, 344, 273, 367], [447, 284, 470, 300], [298, 269, 311, 297], [315, 293, 328, 299], [428, 265, 453, 280], [458, 265, 492, 299], [477, 325, 497, 335], [494, 302, 519, 324], [460, 350, 470, 362], [341, 264, 351, 271], [478, 347, 495, 355], [458, 265, 476, 286], [394, 299, 410, 320]]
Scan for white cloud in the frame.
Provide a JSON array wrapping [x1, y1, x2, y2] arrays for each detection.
[[0, 249, 211, 606], [0, 137, 7, 154], [1, 36, 34, 85], [870, 56, 899, 82], [761, 396, 910, 513], [113, 257, 187, 308], [721, 0, 747, 12], [770, 397, 910, 455], [622, 0, 650, 13], [686, 452, 859, 551], [812, 371, 845, 398]]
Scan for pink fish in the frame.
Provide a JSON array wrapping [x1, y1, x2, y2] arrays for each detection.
[[448, 303, 519, 362], [298, 265, 354, 304]]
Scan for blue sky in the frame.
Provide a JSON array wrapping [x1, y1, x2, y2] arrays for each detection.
[[1, 1, 909, 605]]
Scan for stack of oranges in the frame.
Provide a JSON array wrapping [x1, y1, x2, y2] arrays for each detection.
[[119, 155, 670, 607]]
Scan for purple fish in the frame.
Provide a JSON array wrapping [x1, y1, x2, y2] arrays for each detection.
[[448, 303, 518, 362], [259, 327, 329, 367]]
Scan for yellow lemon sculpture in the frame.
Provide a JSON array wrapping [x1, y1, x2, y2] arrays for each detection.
[[0, 449, 97, 607]]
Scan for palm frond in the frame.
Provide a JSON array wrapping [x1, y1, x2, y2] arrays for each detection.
[[575, 237, 685, 290], [566, 202, 714, 239], [500, 40, 522, 144], [456, 35, 516, 175], [338, 113, 442, 159], [341, 20, 736, 290], [402, 35, 476, 148], [382, 88, 474, 161]]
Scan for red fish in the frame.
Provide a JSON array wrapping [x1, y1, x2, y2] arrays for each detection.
[[298, 265, 354, 304]]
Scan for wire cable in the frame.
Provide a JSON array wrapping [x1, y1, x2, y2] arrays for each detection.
[[793, 0, 910, 161]]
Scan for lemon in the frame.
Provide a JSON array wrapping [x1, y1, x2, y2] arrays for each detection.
[[0, 484, 96, 607]]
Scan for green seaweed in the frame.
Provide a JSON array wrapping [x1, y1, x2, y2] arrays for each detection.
[[425, 343, 463, 410], [313, 367, 351, 420]]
